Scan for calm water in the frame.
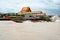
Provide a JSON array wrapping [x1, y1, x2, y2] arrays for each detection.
[[0, 21, 60, 40]]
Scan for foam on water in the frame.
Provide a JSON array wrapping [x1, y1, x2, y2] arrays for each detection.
[[51, 15, 60, 20], [0, 21, 16, 24], [23, 20, 33, 23]]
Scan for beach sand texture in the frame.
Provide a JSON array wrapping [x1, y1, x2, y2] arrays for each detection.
[[0, 21, 60, 40]]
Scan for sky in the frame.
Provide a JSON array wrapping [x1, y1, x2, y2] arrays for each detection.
[[0, 0, 60, 15]]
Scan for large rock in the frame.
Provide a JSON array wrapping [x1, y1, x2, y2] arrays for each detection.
[[17, 7, 46, 16], [21, 7, 31, 12]]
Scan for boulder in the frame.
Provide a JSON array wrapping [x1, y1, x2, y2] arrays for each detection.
[[21, 7, 31, 12]]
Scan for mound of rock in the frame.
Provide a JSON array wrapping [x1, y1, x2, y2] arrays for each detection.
[[21, 7, 31, 12]]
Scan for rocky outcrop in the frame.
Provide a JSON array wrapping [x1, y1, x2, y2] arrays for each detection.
[[18, 7, 46, 16], [21, 7, 31, 12]]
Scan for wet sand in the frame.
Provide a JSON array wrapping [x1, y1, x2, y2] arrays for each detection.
[[0, 21, 60, 40]]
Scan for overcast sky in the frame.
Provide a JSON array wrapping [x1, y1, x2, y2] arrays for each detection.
[[0, 0, 60, 15]]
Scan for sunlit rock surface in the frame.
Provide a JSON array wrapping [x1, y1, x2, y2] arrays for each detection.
[[0, 21, 60, 40], [18, 7, 44, 15]]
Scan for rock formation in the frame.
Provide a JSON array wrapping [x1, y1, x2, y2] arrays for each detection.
[[18, 7, 45, 15], [21, 7, 31, 12]]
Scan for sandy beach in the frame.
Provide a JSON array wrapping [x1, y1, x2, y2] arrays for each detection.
[[0, 21, 60, 40]]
